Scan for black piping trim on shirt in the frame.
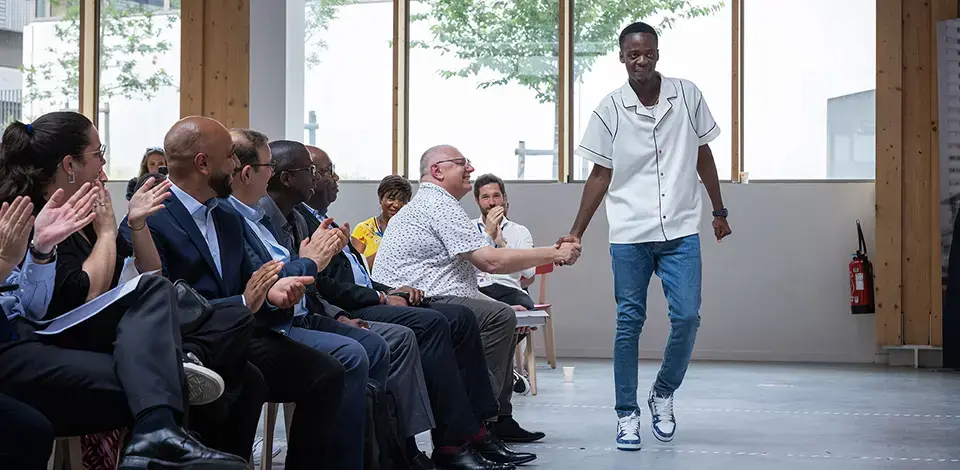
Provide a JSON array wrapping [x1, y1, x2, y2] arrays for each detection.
[[653, 131, 668, 240], [698, 122, 718, 139], [609, 95, 620, 139], [578, 145, 612, 161], [593, 110, 613, 137]]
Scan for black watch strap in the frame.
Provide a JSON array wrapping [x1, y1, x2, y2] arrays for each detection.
[[29, 241, 56, 261]]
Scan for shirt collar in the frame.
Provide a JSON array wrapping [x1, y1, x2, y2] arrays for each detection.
[[301, 203, 324, 221], [419, 182, 457, 201], [227, 195, 265, 223], [619, 73, 678, 111], [169, 182, 217, 216]]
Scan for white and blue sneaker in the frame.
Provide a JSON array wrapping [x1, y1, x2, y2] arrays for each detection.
[[647, 387, 676, 442], [616, 412, 642, 451]]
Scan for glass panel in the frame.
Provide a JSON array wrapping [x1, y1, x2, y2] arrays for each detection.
[[744, 0, 875, 180], [97, 0, 180, 180], [408, 0, 560, 180], [302, 0, 393, 181]]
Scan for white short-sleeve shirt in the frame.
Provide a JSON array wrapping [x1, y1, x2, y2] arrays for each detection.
[[371, 182, 488, 298], [577, 75, 720, 244]]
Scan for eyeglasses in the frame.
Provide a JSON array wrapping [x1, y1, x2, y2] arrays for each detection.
[[433, 158, 471, 168], [284, 164, 317, 175], [317, 164, 335, 177], [86, 145, 107, 164]]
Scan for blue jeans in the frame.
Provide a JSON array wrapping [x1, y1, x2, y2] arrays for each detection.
[[610, 234, 702, 418]]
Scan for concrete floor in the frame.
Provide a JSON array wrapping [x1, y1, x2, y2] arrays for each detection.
[[258, 358, 960, 469]]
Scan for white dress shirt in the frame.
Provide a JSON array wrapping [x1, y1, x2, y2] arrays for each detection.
[[577, 75, 719, 244], [472, 216, 535, 291], [169, 183, 223, 276], [372, 182, 488, 298]]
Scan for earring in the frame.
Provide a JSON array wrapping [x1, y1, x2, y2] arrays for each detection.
[[67, 172, 76, 184]]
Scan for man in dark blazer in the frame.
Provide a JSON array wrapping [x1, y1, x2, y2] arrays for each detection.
[[227, 128, 433, 470], [119, 116, 346, 470], [276, 141, 536, 470]]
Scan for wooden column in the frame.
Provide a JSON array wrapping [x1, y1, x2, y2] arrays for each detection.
[[875, 0, 958, 347], [180, 0, 250, 128]]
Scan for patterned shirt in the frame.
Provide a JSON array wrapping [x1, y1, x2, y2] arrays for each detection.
[[371, 182, 488, 298]]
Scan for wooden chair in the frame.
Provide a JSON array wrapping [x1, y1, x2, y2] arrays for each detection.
[[513, 263, 559, 395], [258, 402, 295, 470]]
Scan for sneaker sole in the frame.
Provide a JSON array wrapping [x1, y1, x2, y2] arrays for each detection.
[[617, 441, 642, 451], [184, 362, 225, 406]]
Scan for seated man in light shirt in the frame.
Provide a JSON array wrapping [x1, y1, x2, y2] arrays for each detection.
[[472, 174, 536, 311], [373, 145, 582, 446]]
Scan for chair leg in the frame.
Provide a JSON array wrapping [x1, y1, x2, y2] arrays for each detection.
[[261, 403, 279, 470], [543, 309, 557, 369], [525, 334, 537, 395]]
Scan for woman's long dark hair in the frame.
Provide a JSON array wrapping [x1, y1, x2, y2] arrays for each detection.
[[0, 111, 93, 205]]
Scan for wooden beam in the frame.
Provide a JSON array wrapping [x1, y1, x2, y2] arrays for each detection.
[[875, 0, 904, 346], [557, 0, 574, 183], [78, 0, 100, 126], [179, 0, 250, 128], [902, 0, 935, 345], [929, 0, 959, 347], [393, 0, 409, 177], [730, 0, 743, 182]]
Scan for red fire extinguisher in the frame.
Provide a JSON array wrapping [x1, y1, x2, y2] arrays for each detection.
[[850, 220, 875, 314]]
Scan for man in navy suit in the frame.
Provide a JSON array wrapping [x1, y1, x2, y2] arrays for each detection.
[[227, 128, 432, 470], [120, 116, 347, 470]]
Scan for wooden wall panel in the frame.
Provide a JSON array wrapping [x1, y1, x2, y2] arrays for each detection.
[[876, 0, 959, 347], [180, 0, 250, 128], [875, 0, 904, 346], [902, 0, 935, 345], [929, 0, 959, 346]]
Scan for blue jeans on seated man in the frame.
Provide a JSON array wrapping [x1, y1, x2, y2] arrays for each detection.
[[610, 234, 702, 418], [286, 317, 389, 470]]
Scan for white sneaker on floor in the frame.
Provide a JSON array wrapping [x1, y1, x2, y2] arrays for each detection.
[[647, 388, 676, 442], [616, 412, 642, 451], [183, 353, 225, 405]]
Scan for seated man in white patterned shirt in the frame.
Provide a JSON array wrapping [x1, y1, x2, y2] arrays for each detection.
[[472, 174, 536, 311], [372, 145, 581, 445]]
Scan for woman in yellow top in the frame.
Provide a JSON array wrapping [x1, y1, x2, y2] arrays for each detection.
[[351, 174, 412, 269]]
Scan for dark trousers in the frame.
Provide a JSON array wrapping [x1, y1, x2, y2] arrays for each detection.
[[480, 283, 536, 311], [0, 393, 53, 470], [0, 275, 185, 437], [183, 303, 262, 459], [352, 303, 497, 444], [246, 328, 346, 470]]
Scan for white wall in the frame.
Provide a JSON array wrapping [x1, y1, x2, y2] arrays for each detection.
[[325, 181, 881, 364]]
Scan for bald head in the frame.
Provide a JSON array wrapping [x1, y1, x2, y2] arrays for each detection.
[[419, 144, 462, 178], [163, 116, 233, 172]]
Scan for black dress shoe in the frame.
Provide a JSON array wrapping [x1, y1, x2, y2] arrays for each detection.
[[493, 417, 546, 443], [118, 427, 248, 469], [411, 450, 438, 469], [432, 445, 516, 470], [473, 435, 537, 465]]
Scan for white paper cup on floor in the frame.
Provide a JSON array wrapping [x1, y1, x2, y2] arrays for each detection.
[[562, 366, 575, 382]]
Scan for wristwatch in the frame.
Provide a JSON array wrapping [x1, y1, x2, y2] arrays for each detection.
[[29, 240, 57, 262], [712, 208, 728, 218]]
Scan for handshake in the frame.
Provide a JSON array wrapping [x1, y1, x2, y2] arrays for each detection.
[[552, 234, 582, 267]]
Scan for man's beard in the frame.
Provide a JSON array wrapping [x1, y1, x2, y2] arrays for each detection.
[[209, 171, 233, 198]]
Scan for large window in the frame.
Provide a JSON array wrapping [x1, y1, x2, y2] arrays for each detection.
[[573, 0, 731, 181], [98, 0, 180, 180], [21, 0, 81, 123], [302, 0, 393, 181], [744, 0, 875, 180], [407, 0, 560, 180]]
